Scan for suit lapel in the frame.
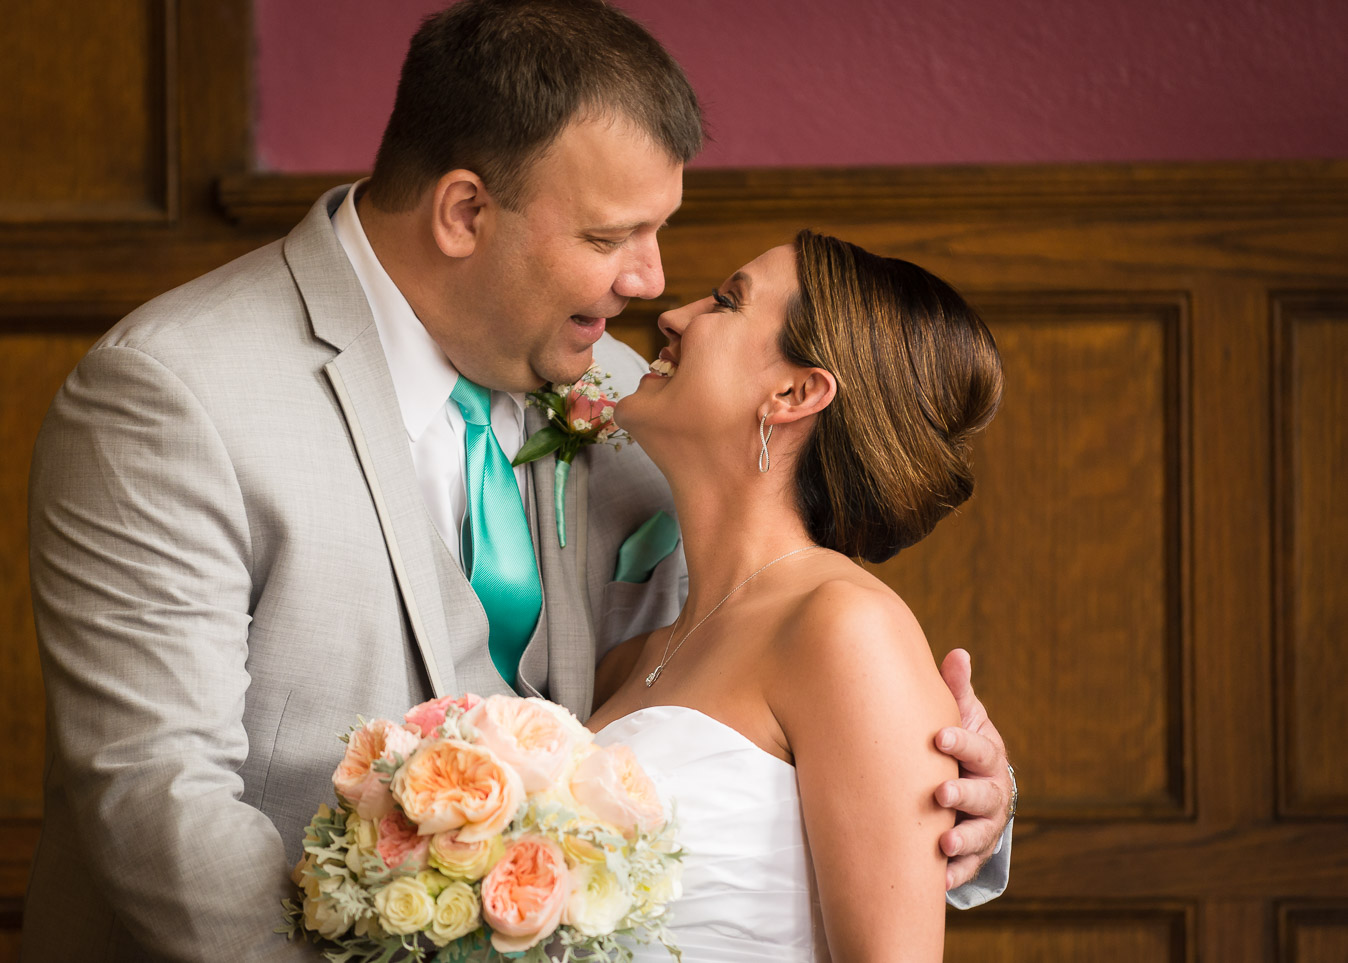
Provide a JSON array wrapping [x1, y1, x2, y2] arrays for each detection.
[[284, 187, 488, 699], [518, 407, 596, 715]]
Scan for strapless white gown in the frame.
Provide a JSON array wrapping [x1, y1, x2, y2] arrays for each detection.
[[594, 705, 828, 962]]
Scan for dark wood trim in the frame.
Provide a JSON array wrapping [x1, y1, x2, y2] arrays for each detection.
[[0, 898, 20, 944], [1276, 901, 1348, 963], [1271, 292, 1348, 820], [947, 900, 1195, 963], [217, 161, 1348, 229]]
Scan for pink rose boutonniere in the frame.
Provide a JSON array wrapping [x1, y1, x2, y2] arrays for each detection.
[[511, 364, 626, 547]]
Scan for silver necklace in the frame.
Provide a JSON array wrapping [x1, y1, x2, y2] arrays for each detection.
[[645, 545, 818, 687]]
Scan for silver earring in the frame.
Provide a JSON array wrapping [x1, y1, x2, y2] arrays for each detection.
[[758, 414, 773, 473]]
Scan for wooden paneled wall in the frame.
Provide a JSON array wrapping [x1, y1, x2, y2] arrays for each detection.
[[4, 2, 1347, 960]]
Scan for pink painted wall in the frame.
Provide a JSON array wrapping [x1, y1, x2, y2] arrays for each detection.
[[253, 0, 1348, 172]]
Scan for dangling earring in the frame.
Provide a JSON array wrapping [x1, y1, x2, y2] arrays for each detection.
[[758, 414, 774, 473]]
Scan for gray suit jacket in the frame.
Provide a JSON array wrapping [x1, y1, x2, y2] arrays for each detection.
[[21, 188, 684, 961]]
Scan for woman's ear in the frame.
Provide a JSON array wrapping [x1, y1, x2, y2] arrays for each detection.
[[431, 170, 488, 258], [762, 367, 837, 426]]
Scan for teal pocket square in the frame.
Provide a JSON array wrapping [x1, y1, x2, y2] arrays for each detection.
[[614, 511, 681, 583]]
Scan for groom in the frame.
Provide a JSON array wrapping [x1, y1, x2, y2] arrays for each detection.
[[21, 1, 1012, 959]]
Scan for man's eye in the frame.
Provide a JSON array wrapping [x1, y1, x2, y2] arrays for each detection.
[[590, 237, 624, 251]]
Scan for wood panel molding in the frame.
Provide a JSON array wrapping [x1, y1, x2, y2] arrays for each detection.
[[946, 901, 1193, 963], [1273, 294, 1348, 818], [216, 161, 1348, 229], [1, 0, 179, 224], [1278, 902, 1348, 963]]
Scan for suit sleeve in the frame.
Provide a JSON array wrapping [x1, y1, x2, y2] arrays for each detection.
[[28, 344, 311, 960]]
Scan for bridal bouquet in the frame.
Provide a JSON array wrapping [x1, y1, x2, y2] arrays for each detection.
[[280, 694, 683, 962]]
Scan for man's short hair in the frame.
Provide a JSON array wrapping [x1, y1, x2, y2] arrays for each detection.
[[366, 0, 704, 212]]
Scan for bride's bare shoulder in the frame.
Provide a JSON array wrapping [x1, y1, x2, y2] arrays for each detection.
[[774, 572, 949, 714], [783, 572, 924, 655]]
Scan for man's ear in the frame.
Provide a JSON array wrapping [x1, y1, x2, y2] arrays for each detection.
[[431, 170, 489, 258], [762, 367, 837, 426]]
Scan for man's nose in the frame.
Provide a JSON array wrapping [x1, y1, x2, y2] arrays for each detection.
[[613, 237, 665, 301]]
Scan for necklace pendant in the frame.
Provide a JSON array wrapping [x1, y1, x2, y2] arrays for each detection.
[[645, 666, 662, 687]]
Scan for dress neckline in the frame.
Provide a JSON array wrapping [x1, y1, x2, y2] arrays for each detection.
[[593, 704, 795, 771]]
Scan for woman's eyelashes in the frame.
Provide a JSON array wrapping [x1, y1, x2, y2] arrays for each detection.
[[711, 288, 737, 310]]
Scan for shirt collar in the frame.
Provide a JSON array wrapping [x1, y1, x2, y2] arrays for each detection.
[[331, 180, 525, 440]]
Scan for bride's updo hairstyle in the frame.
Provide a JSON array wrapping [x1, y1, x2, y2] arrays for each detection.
[[781, 230, 1003, 563]]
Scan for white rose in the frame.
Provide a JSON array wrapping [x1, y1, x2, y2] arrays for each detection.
[[636, 860, 683, 916], [301, 878, 364, 940], [374, 876, 436, 935], [562, 863, 632, 937], [427, 879, 482, 946]]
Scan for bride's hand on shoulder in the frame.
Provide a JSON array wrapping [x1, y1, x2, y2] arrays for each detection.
[[774, 581, 958, 963], [932, 647, 1015, 891]]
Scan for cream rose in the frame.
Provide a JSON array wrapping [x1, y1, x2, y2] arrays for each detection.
[[373, 876, 435, 935], [562, 862, 633, 937], [296, 863, 364, 940], [427, 879, 482, 946], [415, 868, 453, 899], [560, 831, 609, 867], [391, 739, 523, 839], [333, 719, 420, 821], [429, 830, 504, 880], [343, 812, 381, 876], [463, 695, 587, 792], [570, 744, 665, 838]]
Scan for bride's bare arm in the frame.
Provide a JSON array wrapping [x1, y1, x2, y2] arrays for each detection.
[[776, 581, 958, 963]]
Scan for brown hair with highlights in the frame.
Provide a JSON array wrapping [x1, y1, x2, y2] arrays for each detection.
[[367, 0, 703, 213], [782, 230, 1004, 563]]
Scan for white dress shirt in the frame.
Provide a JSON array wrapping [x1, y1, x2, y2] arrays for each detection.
[[332, 181, 529, 569]]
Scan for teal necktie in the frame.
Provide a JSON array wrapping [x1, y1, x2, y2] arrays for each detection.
[[450, 377, 542, 687]]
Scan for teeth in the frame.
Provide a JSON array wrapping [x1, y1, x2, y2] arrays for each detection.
[[649, 359, 677, 377]]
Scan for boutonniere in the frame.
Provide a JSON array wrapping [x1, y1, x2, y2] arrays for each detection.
[[511, 364, 627, 547]]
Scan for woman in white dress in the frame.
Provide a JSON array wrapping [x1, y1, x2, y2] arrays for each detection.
[[586, 230, 1004, 962]]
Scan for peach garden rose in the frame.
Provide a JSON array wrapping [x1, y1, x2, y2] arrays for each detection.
[[570, 743, 666, 839], [480, 836, 571, 953], [463, 694, 586, 793], [391, 739, 523, 839], [332, 718, 420, 821]]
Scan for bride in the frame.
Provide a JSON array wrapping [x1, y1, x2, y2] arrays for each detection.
[[585, 230, 1004, 962]]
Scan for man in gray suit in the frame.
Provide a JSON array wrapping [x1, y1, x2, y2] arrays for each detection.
[[22, 1, 1013, 959]]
